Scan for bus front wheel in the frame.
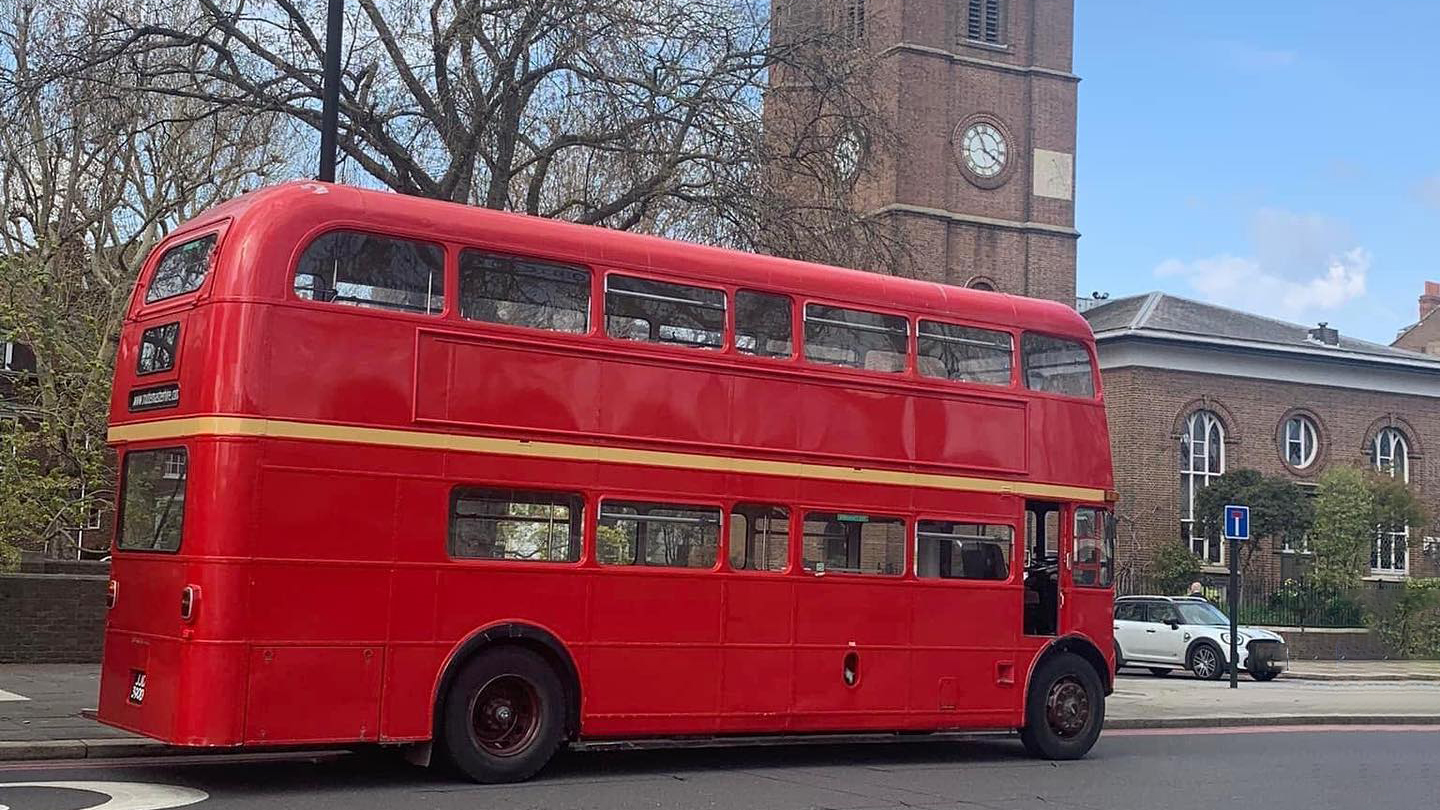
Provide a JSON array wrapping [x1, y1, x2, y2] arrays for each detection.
[[1019, 652, 1105, 760], [441, 647, 565, 783]]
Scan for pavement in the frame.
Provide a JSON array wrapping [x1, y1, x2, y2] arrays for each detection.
[[2, 727, 1439, 810], [2, 662, 1438, 762]]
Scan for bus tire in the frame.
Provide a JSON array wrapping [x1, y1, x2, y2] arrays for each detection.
[[441, 647, 565, 783], [1020, 652, 1105, 760]]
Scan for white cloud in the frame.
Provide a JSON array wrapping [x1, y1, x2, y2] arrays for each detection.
[[1154, 209, 1369, 322]]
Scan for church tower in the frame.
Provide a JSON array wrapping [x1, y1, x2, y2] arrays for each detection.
[[775, 1, 1079, 303]]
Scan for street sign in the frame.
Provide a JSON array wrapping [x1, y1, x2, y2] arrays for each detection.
[[1223, 504, 1250, 541]]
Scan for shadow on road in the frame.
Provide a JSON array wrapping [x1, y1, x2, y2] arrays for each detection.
[[74, 736, 1036, 796]]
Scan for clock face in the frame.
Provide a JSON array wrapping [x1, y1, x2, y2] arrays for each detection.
[[961, 122, 1008, 179]]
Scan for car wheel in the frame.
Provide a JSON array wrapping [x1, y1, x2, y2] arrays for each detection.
[[1019, 652, 1105, 760], [1147, 668, 1171, 677], [1249, 669, 1281, 682], [1187, 642, 1224, 681], [441, 647, 566, 783]]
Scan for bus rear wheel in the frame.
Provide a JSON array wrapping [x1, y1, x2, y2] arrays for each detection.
[[1020, 652, 1104, 760], [441, 647, 565, 783]]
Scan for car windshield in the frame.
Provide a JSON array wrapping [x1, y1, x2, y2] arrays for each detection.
[[1176, 601, 1229, 626]]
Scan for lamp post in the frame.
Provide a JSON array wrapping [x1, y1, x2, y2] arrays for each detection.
[[317, 0, 343, 182]]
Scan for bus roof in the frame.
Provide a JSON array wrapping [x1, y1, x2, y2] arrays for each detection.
[[183, 181, 1094, 341]]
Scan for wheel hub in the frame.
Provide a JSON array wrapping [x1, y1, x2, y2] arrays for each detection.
[[469, 675, 541, 757], [1045, 676, 1091, 739]]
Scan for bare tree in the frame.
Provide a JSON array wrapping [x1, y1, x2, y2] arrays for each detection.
[[75, 0, 900, 268], [0, 0, 288, 561]]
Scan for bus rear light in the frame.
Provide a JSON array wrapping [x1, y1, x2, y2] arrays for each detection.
[[180, 585, 200, 623], [106, 579, 118, 610]]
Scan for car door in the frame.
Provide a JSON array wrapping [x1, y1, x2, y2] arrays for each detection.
[[1113, 601, 1149, 661], [1146, 601, 1188, 664]]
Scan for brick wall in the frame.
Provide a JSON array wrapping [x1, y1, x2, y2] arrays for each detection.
[[1102, 364, 1440, 585], [0, 573, 108, 663]]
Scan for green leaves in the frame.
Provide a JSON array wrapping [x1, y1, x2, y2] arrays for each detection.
[[1193, 469, 1314, 554]]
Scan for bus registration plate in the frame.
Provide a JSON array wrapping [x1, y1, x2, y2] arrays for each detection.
[[129, 671, 147, 705]]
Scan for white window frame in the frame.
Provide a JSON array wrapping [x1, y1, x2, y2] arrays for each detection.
[[1372, 525, 1409, 578], [162, 450, 187, 480], [1373, 427, 1409, 482], [1370, 427, 1411, 577], [1180, 410, 1225, 566], [1284, 415, 1318, 469]]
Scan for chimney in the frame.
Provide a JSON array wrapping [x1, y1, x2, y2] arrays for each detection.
[[1421, 281, 1440, 320], [1308, 322, 1340, 346]]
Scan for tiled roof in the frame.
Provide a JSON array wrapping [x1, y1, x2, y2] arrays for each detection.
[[1083, 292, 1440, 365]]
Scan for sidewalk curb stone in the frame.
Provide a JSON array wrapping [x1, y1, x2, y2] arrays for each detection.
[[4, 716, 1439, 763]]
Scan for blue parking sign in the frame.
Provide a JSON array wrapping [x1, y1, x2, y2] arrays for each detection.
[[1223, 504, 1250, 540]]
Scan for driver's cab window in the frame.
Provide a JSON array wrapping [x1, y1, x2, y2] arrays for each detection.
[[1024, 509, 1060, 567]]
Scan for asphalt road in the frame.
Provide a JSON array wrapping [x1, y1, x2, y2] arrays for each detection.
[[1, 727, 1436, 810]]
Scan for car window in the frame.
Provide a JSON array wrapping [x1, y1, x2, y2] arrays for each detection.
[[1176, 601, 1230, 626], [1114, 602, 1144, 622], [1149, 603, 1181, 625]]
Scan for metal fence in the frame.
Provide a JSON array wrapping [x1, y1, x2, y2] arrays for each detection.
[[1112, 569, 1404, 628]]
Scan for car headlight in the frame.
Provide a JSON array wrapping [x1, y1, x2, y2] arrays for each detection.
[[1221, 632, 1249, 645]]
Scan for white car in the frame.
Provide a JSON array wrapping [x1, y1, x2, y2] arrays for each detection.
[[1113, 596, 1289, 681]]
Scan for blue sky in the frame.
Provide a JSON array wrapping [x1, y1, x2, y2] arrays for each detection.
[[1074, 1, 1440, 344]]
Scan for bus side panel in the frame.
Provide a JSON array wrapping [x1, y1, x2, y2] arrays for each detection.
[[243, 645, 383, 743], [909, 584, 1024, 723], [790, 580, 912, 729], [583, 572, 724, 736]]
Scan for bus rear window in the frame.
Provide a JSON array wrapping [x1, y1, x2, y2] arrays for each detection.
[[145, 235, 216, 303], [118, 448, 188, 552], [1021, 333, 1095, 398]]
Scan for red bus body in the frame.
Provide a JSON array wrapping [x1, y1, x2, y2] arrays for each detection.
[[99, 183, 1115, 751]]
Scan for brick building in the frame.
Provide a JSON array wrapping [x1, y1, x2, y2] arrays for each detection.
[[1084, 292, 1440, 586], [772, 0, 1078, 302], [1392, 281, 1440, 356]]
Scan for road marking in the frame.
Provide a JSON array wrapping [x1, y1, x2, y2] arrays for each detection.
[[0, 690, 29, 703], [0, 782, 208, 810], [1109, 724, 1440, 737]]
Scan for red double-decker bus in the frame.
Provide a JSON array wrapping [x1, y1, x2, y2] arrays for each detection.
[[99, 182, 1116, 782]]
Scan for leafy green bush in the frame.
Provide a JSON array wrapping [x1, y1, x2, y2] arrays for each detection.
[[1148, 541, 1201, 596], [1369, 579, 1440, 659]]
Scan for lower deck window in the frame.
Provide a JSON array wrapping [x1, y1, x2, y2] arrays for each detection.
[[802, 512, 905, 575], [599, 501, 721, 568], [729, 504, 790, 572], [450, 487, 582, 562], [118, 448, 188, 552], [916, 521, 1012, 580]]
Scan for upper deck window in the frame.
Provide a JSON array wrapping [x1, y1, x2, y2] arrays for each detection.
[[459, 250, 590, 333], [917, 321, 1012, 385], [606, 275, 725, 349], [1021, 333, 1095, 398], [294, 231, 444, 315], [803, 304, 908, 372], [145, 234, 217, 303], [736, 290, 793, 358]]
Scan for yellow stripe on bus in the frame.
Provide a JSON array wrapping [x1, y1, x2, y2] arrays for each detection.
[[108, 416, 1107, 502]]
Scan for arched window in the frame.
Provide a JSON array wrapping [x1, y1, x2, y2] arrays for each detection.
[[1372, 426, 1411, 576], [1374, 427, 1409, 482], [1180, 410, 1225, 564], [1283, 415, 1319, 470]]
